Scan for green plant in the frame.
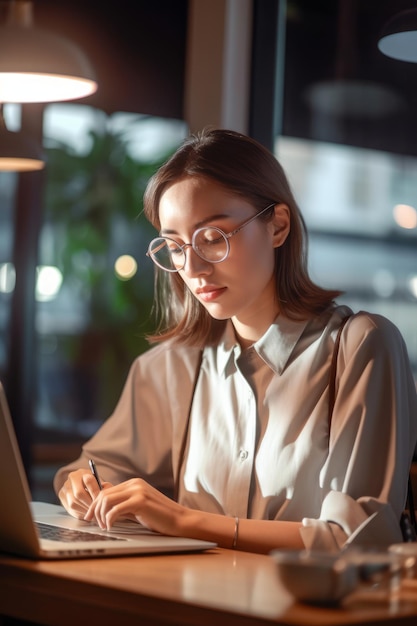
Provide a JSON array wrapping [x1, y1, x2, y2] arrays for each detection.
[[39, 121, 176, 423]]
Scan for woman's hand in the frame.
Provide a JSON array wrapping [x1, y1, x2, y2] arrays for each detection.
[[79, 476, 305, 553], [58, 468, 113, 519], [60, 472, 304, 552], [83, 478, 188, 535]]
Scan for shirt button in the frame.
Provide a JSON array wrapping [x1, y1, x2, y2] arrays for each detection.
[[239, 449, 249, 461]]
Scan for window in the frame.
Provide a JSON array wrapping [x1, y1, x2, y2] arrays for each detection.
[[33, 104, 187, 500], [271, 1, 417, 380]]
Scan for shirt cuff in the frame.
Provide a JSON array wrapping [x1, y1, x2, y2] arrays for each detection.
[[299, 491, 403, 551], [300, 519, 346, 552]]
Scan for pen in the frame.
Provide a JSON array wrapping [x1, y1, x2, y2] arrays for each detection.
[[88, 458, 103, 491]]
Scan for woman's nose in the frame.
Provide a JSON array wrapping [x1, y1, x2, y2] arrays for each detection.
[[182, 245, 212, 276]]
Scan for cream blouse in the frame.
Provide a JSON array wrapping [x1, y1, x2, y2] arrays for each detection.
[[54, 304, 417, 550]]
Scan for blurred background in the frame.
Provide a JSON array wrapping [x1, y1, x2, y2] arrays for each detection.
[[0, 0, 416, 502]]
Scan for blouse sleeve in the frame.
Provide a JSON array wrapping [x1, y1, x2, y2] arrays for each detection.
[[53, 342, 202, 498], [300, 312, 417, 551]]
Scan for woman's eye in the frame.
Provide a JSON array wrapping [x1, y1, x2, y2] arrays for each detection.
[[202, 229, 224, 244], [168, 245, 183, 256]]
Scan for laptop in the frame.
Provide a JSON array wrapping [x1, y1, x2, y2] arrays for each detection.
[[0, 381, 217, 559]]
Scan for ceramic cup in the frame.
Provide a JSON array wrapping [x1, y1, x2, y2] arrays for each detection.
[[270, 550, 358, 605]]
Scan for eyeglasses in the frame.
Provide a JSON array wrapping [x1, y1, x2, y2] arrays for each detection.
[[146, 203, 276, 272]]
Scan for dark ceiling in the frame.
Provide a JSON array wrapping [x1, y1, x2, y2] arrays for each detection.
[[31, 0, 188, 119], [14, 0, 417, 159], [283, 0, 417, 158]]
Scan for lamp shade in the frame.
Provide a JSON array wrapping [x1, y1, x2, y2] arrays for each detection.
[[0, 1, 98, 103], [0, 127, 45, 171], [378, 9, 417, 63], [305, 79, 405, 118]]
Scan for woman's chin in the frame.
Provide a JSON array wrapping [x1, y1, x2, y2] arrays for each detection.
[[201, 302, 231, 321]]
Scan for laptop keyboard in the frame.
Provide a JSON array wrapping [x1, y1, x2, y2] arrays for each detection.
[[36, 522, 126, 542]]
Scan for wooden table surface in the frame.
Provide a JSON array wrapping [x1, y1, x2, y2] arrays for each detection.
[[1, 547, 417, 626]]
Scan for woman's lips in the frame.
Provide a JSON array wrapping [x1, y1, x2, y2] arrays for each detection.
[[196, 286, 227, 302]]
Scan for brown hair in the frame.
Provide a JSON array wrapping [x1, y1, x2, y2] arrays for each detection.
[[143, 128, 341, 346]]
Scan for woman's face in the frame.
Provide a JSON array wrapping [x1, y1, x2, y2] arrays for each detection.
[[158, 176, 289, 341]]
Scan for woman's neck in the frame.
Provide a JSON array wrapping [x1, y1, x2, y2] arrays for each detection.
[[232, 309, 279, 350]]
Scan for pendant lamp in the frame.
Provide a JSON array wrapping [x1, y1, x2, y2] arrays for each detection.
[[0, 104, 44, 171], [305, 0, 404, 118], [0, 0, 98, 103], [378, 9, 417, 63]]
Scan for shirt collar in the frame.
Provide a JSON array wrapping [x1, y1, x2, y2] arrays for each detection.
[[214, 316, 310, 376], [215, 321, 239, 374], [255, 316, 309, 374]]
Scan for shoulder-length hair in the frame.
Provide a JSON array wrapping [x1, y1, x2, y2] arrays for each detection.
[[143, 128, 341, 346]]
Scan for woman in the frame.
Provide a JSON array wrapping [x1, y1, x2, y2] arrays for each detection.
[[55, 128, 417, 553]]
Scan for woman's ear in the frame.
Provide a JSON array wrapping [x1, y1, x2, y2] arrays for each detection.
[[269, 203, 290, 248]]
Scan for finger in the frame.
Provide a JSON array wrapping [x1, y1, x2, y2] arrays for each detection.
[[84, 492, 106, 525], [58, 486, 87, 519], [83, 475, 102, 501], [60, 472, 97, 516], [95, 480, 154, 529], [90, 492, 117, 528], [71, 477, 94, 507], [103, 501, 132, 529], [88, 489, 130, 529]]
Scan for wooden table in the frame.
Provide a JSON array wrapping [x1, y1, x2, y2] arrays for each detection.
[[1, 547, 417, 626]]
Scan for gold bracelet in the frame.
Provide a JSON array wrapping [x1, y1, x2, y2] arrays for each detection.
[[232, 516, 239, 549]]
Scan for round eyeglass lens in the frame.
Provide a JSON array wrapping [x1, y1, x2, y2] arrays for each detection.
[[149, 237, 185, 271], [193, 227, 229, 263]]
